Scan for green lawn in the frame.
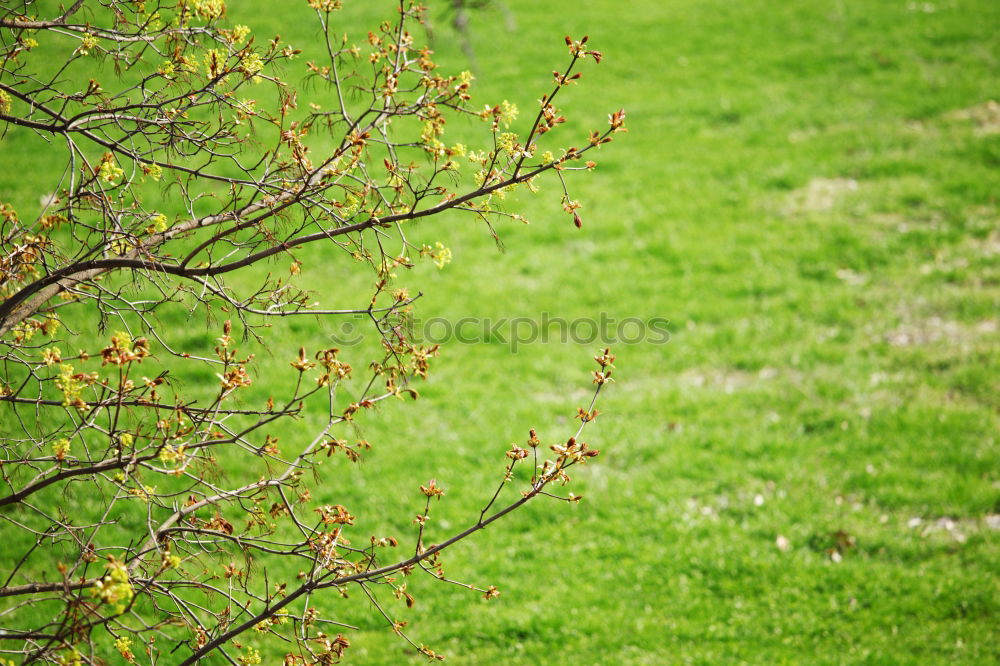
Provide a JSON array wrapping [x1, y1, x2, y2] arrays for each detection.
[[2, 0, 999, 663]]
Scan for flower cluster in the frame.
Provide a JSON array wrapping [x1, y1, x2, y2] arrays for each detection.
[[91, 557, 134, 612]]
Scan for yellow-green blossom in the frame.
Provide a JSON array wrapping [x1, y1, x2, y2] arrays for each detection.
[[42, 347, 61, 366], [91, 557, 134, 612], [52, 438, 71, 460], [431, 242, 451, 269], [191, 0, 226, 21], [56, 363, 83, 406], [129, 485, 154, 502], [112, 330, 132, 352], [143, 163, 162, 182], [97, 153, 124, 184], [230, 24, 250, 44], [204, 48, 225, 79], [308, 0, 344, 10], [500, 99, 519, 128], [56, 649, 83, 666], [42, 315, 61, 336], [238, 646, 261, 665], [239, 52, 264, 81], [158, 444, 186, 466], [76, 34, 98, 55], [115, 636, 136, 663], [497, 132, 519, 156], [420, 242, 452, 269]]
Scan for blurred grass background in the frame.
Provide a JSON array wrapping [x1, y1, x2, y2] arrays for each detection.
[[2, 0, 1000, 663]]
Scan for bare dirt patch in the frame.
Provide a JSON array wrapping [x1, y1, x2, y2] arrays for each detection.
[[943, 100, 1000, 136], [785, 177, 859, 214], [885, 316, 998, 347]]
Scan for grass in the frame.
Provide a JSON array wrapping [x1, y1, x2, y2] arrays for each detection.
[[2, 0, 1000, 663]]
